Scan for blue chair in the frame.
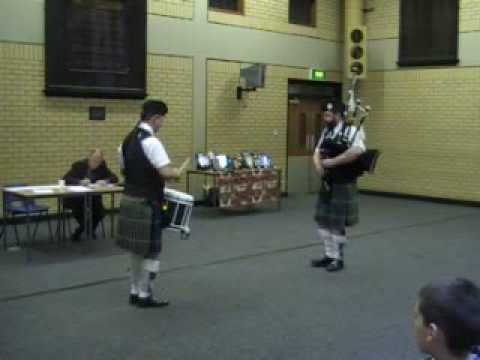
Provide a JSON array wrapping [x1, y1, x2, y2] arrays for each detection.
[[3, 184, 54, 249]]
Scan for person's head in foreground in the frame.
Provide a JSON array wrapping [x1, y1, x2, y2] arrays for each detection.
[[415, 278, 480, 360], [141, 100, 168, 133]]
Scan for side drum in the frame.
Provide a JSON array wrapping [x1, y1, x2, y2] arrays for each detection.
[[164, 188, 194, 239]]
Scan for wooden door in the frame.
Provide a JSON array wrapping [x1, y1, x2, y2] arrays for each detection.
[[288, 99, 326, 193]]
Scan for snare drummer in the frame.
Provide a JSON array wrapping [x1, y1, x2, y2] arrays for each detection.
[[116, 100, 189, 308]]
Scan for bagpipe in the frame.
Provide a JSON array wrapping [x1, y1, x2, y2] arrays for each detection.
[[326, 75, 380, 179], [347, 115, 380, 178]]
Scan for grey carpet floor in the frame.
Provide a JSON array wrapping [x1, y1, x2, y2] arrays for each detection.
[[0, 194, 479, 360]]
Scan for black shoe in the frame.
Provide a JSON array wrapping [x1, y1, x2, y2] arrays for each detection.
[[311, 257, 334, 268], [129, 294, 139, 305], [137, 296, 169, 308], [326, 260, 344, 272], [71, 228, 83, 242]]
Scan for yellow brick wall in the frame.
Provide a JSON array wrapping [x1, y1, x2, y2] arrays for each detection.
[[0, 42, 193, 209], [360, 0, 480, 202], [206, 59, 342, 191], [148, 0, 193, 19], [208, 0, 342, 42], [364, 0, 400, 40], [359, 69, 480, 202], [366, 0, 480, 40], [461, 0, 480, 32]]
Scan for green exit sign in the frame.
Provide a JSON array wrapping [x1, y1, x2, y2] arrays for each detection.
[[310, 69, 325, 81]]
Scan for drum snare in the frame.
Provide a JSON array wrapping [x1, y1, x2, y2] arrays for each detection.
[[164, 188, 194, 239]]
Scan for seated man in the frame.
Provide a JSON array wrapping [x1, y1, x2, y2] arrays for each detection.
[[415, 278, 480, 360], [63, 149, 118, 241]]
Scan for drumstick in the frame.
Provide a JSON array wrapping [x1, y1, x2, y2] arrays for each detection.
[[178, 157, 191, 175]]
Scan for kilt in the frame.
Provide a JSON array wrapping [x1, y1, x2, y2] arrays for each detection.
[[314, 181, 359, 230], [116, 195, 163, 257]]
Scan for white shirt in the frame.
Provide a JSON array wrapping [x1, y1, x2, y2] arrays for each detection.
[[119, 122, 171, 169], [315, 121, 366, 153]]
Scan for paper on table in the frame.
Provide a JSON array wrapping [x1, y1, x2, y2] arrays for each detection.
[[32, 189, 55, 194], [87, 184, 103, 189], [66, 186, 91, 192], [6, 185, 92, 193], [5, 186, 36, 192], [6, 185, 57, 192]]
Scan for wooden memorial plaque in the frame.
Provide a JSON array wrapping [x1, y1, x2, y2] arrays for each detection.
[[45, 0, 146, 99]]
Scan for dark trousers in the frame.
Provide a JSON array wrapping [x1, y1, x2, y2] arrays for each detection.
[[64, 196, 104, 234]]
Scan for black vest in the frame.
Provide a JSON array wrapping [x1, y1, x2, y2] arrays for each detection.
[[320, 124, 359, 184], [122, 127, 165, 202]]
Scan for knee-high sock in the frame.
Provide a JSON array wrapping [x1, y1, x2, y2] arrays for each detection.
[[138, 258, 161, 299], [130, 254, 143, 295], [331, 234, 347, 260], [138, 268, 151, 299], [318, 228, 335, 259]]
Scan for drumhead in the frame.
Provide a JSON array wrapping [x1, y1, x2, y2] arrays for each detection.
[[164, 188, 194, 202]]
